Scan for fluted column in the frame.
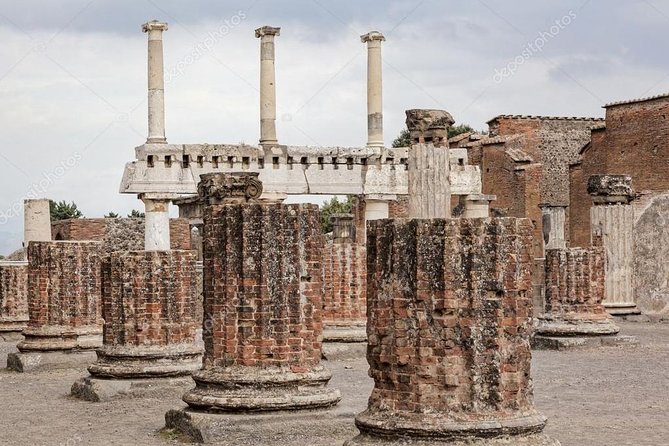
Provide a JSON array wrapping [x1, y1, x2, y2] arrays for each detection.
[[589, 175, 639, 315], [255, 26, 280, 146], [142, 20, 168, 144], [361, 31, 385, 148]]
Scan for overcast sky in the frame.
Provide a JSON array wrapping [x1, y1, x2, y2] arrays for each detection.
[[1, 0, 668, 254]]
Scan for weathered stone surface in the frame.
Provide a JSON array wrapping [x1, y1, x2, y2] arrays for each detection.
[[71, 375, 192, 402], [17, 241, 103, 355], [7, 350, 97, 372], [405, 109, 454, 136], [536, 248, 619, 339], [587, 174, 634, 203], [407, 143, 451, 219], [347, 217, 556, 445], [0, 262, 29, 334], [198, 172, 263, 204]]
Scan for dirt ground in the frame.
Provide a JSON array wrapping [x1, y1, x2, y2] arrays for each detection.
[[0, 322, 667, 446]]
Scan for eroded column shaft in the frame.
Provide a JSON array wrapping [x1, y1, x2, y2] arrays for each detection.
[[407, 143, 451, 218], [143, 20, 168, 144], [361, 32, 385, 148]]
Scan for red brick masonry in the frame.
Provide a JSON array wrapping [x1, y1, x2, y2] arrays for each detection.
[[0, 262, 29, 333]]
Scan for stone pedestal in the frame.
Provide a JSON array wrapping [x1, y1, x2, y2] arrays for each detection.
[[588, 175, 639, 315], [166, 173, 340, 442], [0, 261, 29, 340], [8, 241, 103, 372], [345, 218, 558, 446], [534, 248, 631, 350], [323, 214, 366, 351], [72, 250, 202, 401], [464, 194, 496, 219]]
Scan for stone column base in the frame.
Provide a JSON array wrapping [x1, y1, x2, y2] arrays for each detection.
[[323, 322, 367, 343], [0, 322, 26, 342], [535, 317, 619, 337], [345, 411, 558, 445], [87, 345, 203, 378], [17, 325, 102, 352], [604, 303, 641, 316], [182, 365, 341, 412], [71, 375, 193, 402], [7, 350, 97, 372], [532, 334, 638, 351]]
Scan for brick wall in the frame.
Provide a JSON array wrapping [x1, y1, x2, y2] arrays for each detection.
[[322, 242, 366, 324], [365, 217, 535, 417], [388, 196, 409, 219], [26, 241, 103, 330], [0, 262, 29, 330], [102, 250, 198, 347], [202, 203, 324, 369], [51, 218, 192, 251]]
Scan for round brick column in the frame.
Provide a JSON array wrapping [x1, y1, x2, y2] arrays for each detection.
[[0, 261, 29, 336], [18, 241, 103, 352], [87, 250, 202, 378], [346, 218, 557, 446], [536, 247, 619, 337], [180, 172, 340, 411]]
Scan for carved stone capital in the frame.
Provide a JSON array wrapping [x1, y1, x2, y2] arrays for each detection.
[[197, 172, 263, 205]]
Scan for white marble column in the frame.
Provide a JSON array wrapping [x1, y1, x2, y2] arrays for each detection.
[[142, 196, 171, 251], [541, 205, 567, 250], [408, 143, 451, 219], [464, 194, 496, 219], [142, 20, 168, 144], [589, 175, 639, 315], [361, 31, 385, 148], [23, 199, 51, 244], [255, 26, 280, 146]]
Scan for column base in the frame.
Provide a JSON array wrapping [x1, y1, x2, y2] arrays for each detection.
[[0, 322, 26, 342], [532, 334, 638, 351], [182, 365, 341, 412], [7, 350, 97, 372], [164, 405, 354, 444], [603, 303, 641, 316], [17, 325, 102, 352], [323, 322, 367, 343], [71, 375, 193, 402], [535, 316, 619, 337], [87, 345, 203, 379], [146, 137, 167, 144], [345, 410, 557, 445]]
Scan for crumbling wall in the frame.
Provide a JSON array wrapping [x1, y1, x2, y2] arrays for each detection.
[[322, 242, 366, 324], [0, 262, 29, 330]]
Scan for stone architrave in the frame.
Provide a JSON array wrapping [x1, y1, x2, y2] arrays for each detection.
[[165, 172, 340, 442], [345, 218, 558, 446], [588, 175, 639, 315], [8, 241, 103, 372], [71, 250, 203, 401], [533, 248, 634, 350]]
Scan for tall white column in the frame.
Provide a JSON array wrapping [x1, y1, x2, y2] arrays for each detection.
[[142, 196, 171, 251], [589, 175, 639, 315], [23, 199, 51, 245], [142, 20, 168, 144], [255, 26, 280, 146], [541, 205, 567, 250], [361, 31, 385, 148]]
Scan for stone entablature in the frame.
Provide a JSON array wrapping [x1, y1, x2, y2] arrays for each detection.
[[120, 143, 482, 197]]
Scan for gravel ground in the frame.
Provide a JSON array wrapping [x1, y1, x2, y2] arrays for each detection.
[[0, 321, 666, 446]]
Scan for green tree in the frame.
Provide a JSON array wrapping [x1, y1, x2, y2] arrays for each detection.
[[448, 124, 475, 139], [320, 196, 354, 233], [104, 212, 119, 218], [392, 129, 411, 148], [49, 200, 83, 221], [0, 255, 5, 260], [128, 209, 145, 218]]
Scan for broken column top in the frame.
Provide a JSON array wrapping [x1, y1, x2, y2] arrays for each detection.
[[142, 20, 168, 32], [361, 31, 385, 42], [587, 174, 634, 204], [406, 109, 455, 146], [255, 26, 280, 37], [197, 172, 263, 205]]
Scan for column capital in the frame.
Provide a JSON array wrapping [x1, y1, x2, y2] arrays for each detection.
[[255, 26, 281, 38], [142, 20, 168, 33], [361, 31, 385, 43], [197, 172, 264, 205], [587, 174, 634, 204]]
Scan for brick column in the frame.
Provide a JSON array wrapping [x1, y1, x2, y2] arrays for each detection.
[[322, 214, 366, 343], [346, 218, 557, 446], [588, 175, 639, 315], [8, 241, 103, 372], [534, 248, 624, 350], [0, 261, 29, 339], [176, 172, 340, 412]]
